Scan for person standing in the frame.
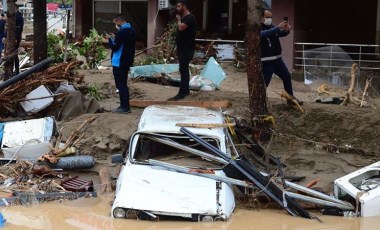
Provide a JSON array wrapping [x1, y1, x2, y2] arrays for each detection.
[[15, 5, 24, 75], [260, 10, 302, 105], [168, 0, 196, 101], [0, 13, 6, 60], [107, 14, 136, 114]]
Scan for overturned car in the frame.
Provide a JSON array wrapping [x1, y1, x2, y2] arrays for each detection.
[[111, 105, 235, 221]]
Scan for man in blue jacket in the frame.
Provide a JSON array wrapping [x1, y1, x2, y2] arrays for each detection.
[[107, 14, 136, 114], [261, 10, 302, 105]]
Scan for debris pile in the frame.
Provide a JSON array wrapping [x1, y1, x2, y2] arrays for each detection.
[[0, 159, 96, 207], [0, 116, 97, 206], [0, 60, 85, 118]]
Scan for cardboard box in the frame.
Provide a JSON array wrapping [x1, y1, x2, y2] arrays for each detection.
[[20, 85, 54, 114]]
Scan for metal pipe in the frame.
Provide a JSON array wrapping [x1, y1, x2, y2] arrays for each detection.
[[285, 192, 354, 210], [280, 179, 354, 209], [179, 127, 313, 219], [295, 42, 380, 47], [0, 58, 53, 91], [149, 159, 254, 188], [195, 38, 244, 43], [145, 135, 228, 165]]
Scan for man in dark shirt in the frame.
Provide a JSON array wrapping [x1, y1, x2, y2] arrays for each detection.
[[168, 0, 196, 101], [260, 10, 302, 105]]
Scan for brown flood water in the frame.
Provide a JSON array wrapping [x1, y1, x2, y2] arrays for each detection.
[[1, 196, 379, 230]]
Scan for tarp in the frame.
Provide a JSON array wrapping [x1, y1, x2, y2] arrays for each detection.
[[130, 64, 180, 81], [130, 57, 227, 89], [200, 57, 227, 88]]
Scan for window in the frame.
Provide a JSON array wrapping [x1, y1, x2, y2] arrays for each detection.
[[94, 1, 119, 34]]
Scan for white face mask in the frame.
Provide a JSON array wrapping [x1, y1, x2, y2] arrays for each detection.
[[115, 25, 120, 30], [264, 18, 272, 26]]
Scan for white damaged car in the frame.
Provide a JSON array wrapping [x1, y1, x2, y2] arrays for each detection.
[[111, 105, 235, 221]]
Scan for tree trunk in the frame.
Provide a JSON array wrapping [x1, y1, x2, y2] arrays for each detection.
[[246, 0, 270, 141], [33, 0, 47, 64], [3, 0, 17, 80]]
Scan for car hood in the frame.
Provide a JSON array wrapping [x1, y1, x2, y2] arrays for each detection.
[[113, 163, 234, 217]]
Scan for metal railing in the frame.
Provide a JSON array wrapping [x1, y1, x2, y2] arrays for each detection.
[[294, 42, 380, 71]]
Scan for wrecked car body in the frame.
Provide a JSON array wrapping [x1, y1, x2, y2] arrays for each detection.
[[112, 106, 235, 221]]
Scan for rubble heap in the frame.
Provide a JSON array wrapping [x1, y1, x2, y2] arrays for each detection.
[[0, 61, 84, 118]]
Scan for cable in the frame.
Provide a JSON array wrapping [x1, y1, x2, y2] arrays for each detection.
[[3, 138, 40, 167]]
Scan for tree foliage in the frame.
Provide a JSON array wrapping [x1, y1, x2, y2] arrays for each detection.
[[47, 31, 78, 63], [78, 29, 108, 69]]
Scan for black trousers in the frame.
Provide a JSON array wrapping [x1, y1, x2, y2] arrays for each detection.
[[177, 49, 194, 96], [113, 66, 130, 109], [262, 58, 294, 96]]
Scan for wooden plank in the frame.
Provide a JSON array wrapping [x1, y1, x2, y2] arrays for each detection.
[[176, 123, 235, 129], [129, 100, 232, 109]]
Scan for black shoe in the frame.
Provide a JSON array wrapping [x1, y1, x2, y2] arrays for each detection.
[[167, 93, 189, 101], [112, 107, 131, 114]]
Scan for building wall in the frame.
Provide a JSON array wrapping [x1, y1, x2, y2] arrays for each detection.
[[377, 0, 380, 48], [273, 0, 379, 70], [272, 0, 295, 69], [147, 0, 204, 50], [74, 0, 93, 37]]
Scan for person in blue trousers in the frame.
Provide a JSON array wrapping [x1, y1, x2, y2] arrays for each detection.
[[261, 10, 303, 105], [107, 14, 136, 113]]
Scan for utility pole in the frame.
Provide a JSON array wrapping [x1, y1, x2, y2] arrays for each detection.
[[246, 0, 270, 141], [63, 9, 71, 63], [3, 0, 16, 80], [33, 0, 47, 64]]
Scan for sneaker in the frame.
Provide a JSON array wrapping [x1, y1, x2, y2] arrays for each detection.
[[167, 93, 189, 101], [112, 107, 131, 114]]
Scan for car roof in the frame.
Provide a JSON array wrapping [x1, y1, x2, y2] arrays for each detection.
[[138, 105, 226, 138]]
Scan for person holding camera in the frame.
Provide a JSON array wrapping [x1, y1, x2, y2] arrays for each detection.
[[106, 14, 136, 114], [260, 10, 303, 105]]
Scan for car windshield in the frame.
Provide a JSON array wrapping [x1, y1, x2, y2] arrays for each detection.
[[132, 133, 225, 169]]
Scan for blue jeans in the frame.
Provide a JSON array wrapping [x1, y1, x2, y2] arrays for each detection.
[[262, 58, 294, 96], [177, 49, 194, 95], [113, 66, 130, 109]]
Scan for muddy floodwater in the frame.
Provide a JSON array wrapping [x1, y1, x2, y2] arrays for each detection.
[[0, 196, 378, 230]]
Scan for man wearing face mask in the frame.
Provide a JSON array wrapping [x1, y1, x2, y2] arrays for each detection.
[[106, 14, 136, 114], [168, 0, 196, 101], [260, 10, 303, 105]]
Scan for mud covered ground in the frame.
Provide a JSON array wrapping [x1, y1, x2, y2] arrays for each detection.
[[60, 63, 380, 192]]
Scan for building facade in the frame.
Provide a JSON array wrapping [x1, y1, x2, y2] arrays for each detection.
[[73, 0, 380, 71]]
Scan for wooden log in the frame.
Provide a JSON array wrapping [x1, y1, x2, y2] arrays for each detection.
[[280, 91, 304, 113], [129, 100, 232, 109], [99, 167, 113, 195], [360, 78, 372, 108], [341, 63, 358, 106]]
